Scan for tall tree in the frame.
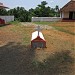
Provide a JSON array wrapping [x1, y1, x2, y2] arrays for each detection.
[[8, 7, 28, 21], [28, 8, 35, 21], [34, 1, 50, 17], [55, 5, 60, 17], [41, 1, 47, 6], [0, 9, 8, 15], [6, 1, 60, 22]]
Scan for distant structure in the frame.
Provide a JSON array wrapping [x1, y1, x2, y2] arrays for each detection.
[[32, 17, 61, 22], [60, 0, 75, 21], [0, 2, 8, 9], [0, 2, 8, 24], [31, 26, 46, 48], [0, 2, 14, 24]]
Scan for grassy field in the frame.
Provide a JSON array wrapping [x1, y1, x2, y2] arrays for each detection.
[[34, 22, 75, 35], [0, 21, 75, 75]]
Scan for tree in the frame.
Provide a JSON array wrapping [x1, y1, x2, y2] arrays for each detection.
[[41, 1, 47, 6], [6, 1, 60, 22], [0, 9, 8, 15], [34, 1, 50, 17], [8, 7, 28, 22], [28, 8, 35, 21], [55, 5, 60, 17]]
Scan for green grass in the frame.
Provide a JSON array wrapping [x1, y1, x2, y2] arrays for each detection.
[[33, 21, 75, 35], [8, 22, 32, 45], [9, 21, 23, 32], [72, 47, 75, 50], [33, 21, 56, 25], [8, 20, 21, 25], [54, 26, 75, 35], [22, 36, 31, 45], [31, 50, 74, 75], [0, 26, 4, 29]]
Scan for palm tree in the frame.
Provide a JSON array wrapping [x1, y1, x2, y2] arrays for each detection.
[[55, 5, 59, 17]]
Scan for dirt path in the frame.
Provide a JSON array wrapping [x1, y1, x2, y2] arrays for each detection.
[[21, 22, 55, 30]]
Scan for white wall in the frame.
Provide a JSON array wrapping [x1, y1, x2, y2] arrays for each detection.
[[0, 16, 14, 23], [61, 12, 69, 18], [32, 17, 61, 22]]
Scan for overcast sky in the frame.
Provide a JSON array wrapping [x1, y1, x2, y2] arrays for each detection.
[[0, 0, 70, 10]]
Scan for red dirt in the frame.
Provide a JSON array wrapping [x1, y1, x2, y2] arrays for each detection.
[[0, 25, 22, 46], [0, 23, 75, 75]]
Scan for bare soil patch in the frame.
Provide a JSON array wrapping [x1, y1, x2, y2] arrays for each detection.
[[0, 22, 75, 75]]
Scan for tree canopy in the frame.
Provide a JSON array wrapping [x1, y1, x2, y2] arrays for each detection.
[[0, 1, 60, 22]]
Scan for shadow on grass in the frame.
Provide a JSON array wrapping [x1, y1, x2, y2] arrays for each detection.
[[32, 50, 75, 75], [0, 42, 36, 75], [0, 43, 74, 75], [0, 24, 10, 27]]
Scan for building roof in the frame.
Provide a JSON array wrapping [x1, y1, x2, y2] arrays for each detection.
[[60, 0, 75, 12], [0, 2, 8, 9], [31, 31, 45, 41]]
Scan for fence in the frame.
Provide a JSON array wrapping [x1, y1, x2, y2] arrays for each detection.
[[0, 16, 14, 23], [32, 17, 61, 22]]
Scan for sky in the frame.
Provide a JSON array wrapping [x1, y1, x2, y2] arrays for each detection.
[[0, 0, 71, 10]]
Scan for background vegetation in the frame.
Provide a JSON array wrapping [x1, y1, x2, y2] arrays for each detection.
[[0, 1, 60, 22]]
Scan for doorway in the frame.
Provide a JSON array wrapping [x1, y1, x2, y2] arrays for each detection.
[[69, 12, 75, 19]]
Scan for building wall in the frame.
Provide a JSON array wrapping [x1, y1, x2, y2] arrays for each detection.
[[32, 17, 61, 22], [0, 16, 14, 23], [61, 12, 69, 18]]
